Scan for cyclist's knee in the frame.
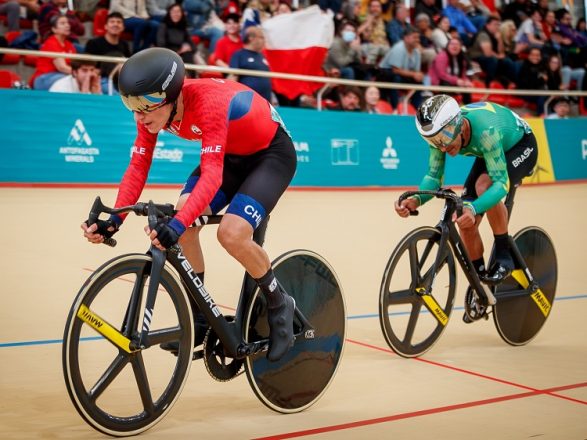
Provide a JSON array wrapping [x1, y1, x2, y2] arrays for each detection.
[[217, 216, 252, 255]]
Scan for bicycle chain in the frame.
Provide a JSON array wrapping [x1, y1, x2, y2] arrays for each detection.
[[202, 317, 244, 382]]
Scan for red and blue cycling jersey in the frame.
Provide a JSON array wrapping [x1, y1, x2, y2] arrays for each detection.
[[113, 78, 281, 229]]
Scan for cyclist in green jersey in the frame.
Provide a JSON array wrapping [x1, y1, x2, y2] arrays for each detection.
[[395, 94, 538, 286]]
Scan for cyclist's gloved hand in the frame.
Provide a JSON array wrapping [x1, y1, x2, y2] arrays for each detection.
[[88, 218, 119, 239], [153, 218, 185, 249]]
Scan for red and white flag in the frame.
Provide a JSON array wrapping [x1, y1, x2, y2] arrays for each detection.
[[262, 6, 334, 100]]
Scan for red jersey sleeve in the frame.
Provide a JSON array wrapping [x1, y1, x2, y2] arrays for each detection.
[[173, 91, 230, 228], [113, 125, 158, 222]]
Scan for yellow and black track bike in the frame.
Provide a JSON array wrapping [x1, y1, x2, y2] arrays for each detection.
[[379, 187, 557, 357], [63, 197, 346, 436]]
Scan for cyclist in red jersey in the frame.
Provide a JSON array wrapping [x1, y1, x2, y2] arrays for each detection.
[[81, 48, 297, 362]]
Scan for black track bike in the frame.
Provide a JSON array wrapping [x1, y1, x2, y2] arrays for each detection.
[[379, 187, 557, 357], [63, 197, 346, 436]]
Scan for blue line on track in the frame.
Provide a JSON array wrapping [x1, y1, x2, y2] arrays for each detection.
[[1, 336, 102, 348], [2, 295, 586, 348]]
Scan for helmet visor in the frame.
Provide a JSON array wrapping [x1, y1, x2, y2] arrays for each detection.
[[120, 92, 168, 113], [423, 114, 462, 149]]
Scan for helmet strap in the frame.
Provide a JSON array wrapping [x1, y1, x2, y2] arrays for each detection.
[[165, 101, 178, 129]]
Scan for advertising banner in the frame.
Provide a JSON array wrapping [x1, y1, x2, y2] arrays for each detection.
[[0, 90, 584, 187], [0, 90, 199, 184], [543, 118, 587, 181]]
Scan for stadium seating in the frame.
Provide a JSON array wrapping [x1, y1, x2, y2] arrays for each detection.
[[0, 69, 21, 88]]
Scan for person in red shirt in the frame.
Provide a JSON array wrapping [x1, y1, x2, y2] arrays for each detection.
[[38, 0, 85, 43], [33, 14, 77, 90], [211, 13, 243, 67], [81, 48, 297, 362]]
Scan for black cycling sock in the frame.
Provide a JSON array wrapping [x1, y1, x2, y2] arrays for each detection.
[[472, 258, 486, 275], [494, 233, 510, 259], [255, 268, 285, 309]]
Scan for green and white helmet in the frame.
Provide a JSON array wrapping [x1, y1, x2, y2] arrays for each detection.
[[415, 94, 463, 149]]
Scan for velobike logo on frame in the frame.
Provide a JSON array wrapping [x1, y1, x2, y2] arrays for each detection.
[[177, 251, 222, 318], [59, 119, 100, 163], [380, 136, 400, 170], [582, 139, 587, 160]]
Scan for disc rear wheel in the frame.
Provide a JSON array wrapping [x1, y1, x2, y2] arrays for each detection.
[[493, 227, 557, 345], [244, 250, 346, 413]]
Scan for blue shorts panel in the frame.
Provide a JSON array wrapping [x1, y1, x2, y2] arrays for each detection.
[[226, 193, 267, 229], [181, 175, 228, 214]]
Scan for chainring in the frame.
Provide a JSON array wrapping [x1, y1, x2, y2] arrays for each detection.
[[202, 317, 244, 382], [464, 287, 489, 323]]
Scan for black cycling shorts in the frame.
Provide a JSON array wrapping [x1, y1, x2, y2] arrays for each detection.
[[462, 131, 538, 203], [181, 126, 296, 229]]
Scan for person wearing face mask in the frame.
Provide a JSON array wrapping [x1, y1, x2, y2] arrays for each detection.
[[324, 20, 364, 80], [38, 0, 85, 45]]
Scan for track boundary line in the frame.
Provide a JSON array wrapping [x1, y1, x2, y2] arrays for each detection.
[[252, 381, 587, 440]]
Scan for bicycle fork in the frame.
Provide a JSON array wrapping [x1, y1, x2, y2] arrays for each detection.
[[415, 228, 451, 327], [75, 248, 167, 353]]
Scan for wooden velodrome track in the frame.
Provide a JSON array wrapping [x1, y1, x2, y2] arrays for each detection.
[[0, 183, 586, 439]]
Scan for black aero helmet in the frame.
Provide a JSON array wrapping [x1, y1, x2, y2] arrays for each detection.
[[118, 47, 185, 113]]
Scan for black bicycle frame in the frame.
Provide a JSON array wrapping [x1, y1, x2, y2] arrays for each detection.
[[399, 189, 496, 306], [164, 215, 269, 359], [439, 201, 497, 306], [87, 197, 313, 359]]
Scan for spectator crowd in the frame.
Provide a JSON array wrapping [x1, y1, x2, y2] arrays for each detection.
[[0, 0, 586, 116]]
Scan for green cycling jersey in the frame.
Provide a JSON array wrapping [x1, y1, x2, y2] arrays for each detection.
[[417, 102, 533, 214]]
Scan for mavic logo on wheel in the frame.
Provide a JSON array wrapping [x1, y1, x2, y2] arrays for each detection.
[[511, 270, 551, 317], [421, 295, 448, 326], [531, 289, 551, 317], [177, 252, 222, 317], [78, 306, 104, 329]]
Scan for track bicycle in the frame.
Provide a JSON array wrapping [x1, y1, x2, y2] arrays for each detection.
[[379, 187, 557, 357], [63, 197, 346, 436]]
